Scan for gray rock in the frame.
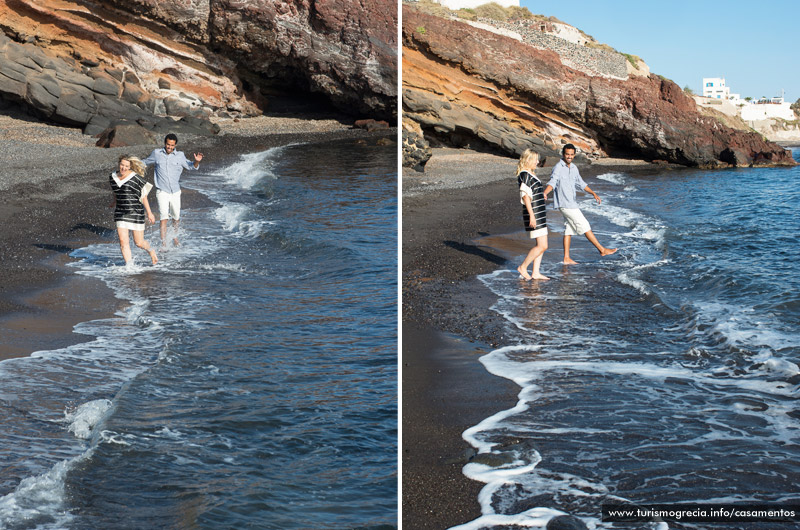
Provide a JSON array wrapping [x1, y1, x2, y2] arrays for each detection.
[[0, 58, 30, 84], [163, 95, 195, 117], [91, 74, 121, 97], [0, 70, 26, 101], [123, 71, 141, 85], [25, 75, 61, 116], [104, 67, 124, 82], [402, 130, 432, 171], [54, 69, 95, 90], [53, 87, 97, 126], [546, 515, 589, 530], [83, 114, 112, 136], [94, 94, 145, 122], [95, 123, 157, 148]]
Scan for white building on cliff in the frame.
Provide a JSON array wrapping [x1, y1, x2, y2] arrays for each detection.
[[699, 78, 794, 121], [431, 0, 520, 8], [703, 78, 742, 103]]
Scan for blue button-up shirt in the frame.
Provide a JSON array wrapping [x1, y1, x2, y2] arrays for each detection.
[[548, 159, 588, 209], [142, 148, 197, 193]]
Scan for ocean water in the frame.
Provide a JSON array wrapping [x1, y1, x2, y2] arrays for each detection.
[[455, 149, 800, 530], [0, 138, 397, 529]]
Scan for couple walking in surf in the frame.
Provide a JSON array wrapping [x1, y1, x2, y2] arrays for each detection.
[[516, 144, 617, 280], [109, 133, 204, 265]]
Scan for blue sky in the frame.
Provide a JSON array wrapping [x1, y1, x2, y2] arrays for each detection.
[[519, 0, 798, 102]]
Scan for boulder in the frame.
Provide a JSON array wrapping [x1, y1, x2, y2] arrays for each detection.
[[95, 123, 157, 148], [84, 114, 112, 136], [54, 87, 98, 126], [25, 73, 61, 116], [91, 73, 121, 97], [402, 130, 432, 172], [354, 119, 391, 131], [546, 515, 589, 530]]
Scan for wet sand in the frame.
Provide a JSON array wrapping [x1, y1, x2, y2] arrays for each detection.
[[402, 151, 521, 529]]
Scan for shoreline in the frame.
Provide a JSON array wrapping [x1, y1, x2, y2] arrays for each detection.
[[401, 148, 686, 528], [0, 111, 395, 361]]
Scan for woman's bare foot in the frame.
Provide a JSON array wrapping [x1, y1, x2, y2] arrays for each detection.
[[517, 265, 532, 280], [531, 274, 550, 280], [600, 248, 618, 257], [149, 249, 159, 265], [563, 257, 578, 265]]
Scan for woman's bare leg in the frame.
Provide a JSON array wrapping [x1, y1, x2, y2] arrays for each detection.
[[132, 230, 158, 265], [117, 227, 132, 264], [518, 236, 549, 280], [531, 235, 549, 280]]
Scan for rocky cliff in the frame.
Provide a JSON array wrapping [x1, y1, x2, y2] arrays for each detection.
[[402, 7, 794, 168], [0, 0, 396, 138]]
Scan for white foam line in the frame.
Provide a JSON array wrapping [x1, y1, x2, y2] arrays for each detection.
[[454, 345, 798, 529], [596, 172, 626, 185], [448, 507, 570, 530], [483, 351, 799, 397]]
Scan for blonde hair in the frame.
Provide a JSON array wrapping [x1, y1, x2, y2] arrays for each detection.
[[119, 154, 146, 177], [516, 149, 540, 175]]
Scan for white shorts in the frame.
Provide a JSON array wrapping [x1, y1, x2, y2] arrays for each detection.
[[528, 227, 548, 239], [560, 208, 591, 236], [115, 221, 144, 231], [156, 189, 181, 221]]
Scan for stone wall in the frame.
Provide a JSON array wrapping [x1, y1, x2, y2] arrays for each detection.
[[475, 18, 628, 79]]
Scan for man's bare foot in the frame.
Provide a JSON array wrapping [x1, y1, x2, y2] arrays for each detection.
[[149, 249, 159, 265], [563, 257, 578, 265], [600, 248, 618, 257], [173, 238, 180, 247], [531, 274, 550, 280], [517, 266, 532, 280]]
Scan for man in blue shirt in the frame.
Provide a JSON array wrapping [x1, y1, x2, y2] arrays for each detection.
[[143, 133, 203, 247], [543, 144, 617, 264]]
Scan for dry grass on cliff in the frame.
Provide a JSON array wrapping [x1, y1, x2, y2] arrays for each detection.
[[407, 0, 561, 24]]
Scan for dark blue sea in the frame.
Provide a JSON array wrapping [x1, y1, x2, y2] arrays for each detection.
[[455, 149, 800, 529], [0, 138, 397, 529]]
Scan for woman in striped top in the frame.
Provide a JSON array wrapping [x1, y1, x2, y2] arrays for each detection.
[[110, 155, 158, 265], [516, 149, 549, 280]]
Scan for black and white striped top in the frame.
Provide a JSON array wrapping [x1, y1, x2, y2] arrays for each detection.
[[110, 172, 146, 226], [518, 170, 547, 232]]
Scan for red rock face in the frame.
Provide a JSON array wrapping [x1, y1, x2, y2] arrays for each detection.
[[402, 7, 794, 167], [208, 0, 397, 117]]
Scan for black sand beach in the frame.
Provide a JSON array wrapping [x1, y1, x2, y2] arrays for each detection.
[[0, 111, 393, 360], [401, 148, 677, 529], [402, 151, 524, 529]]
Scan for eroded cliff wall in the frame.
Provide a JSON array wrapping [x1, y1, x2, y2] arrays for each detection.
[[0, 0, 397, 137], [402, 7, 793, 168]]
